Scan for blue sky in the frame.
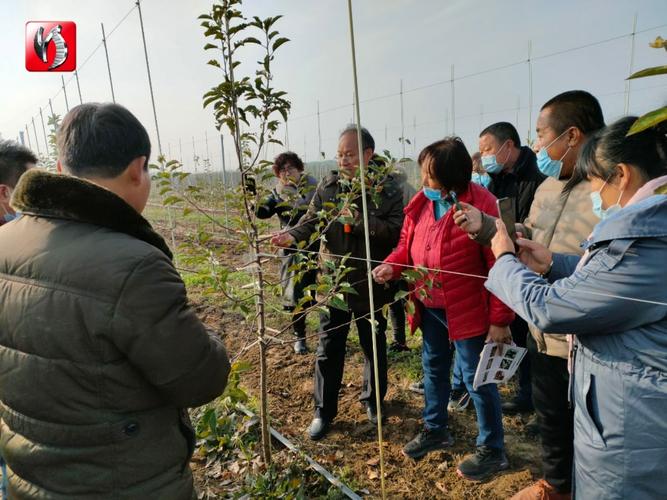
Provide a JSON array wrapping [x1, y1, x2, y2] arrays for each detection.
[[1, 0, 666, 170]]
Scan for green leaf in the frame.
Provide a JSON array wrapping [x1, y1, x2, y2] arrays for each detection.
[[329, 294, 348, 311], [163, 195, 182, 206], [207, 59, 221, 68], [203, 43, 218, 50], [405, 300, 415, 316], [272, 37, 289, 52], [626, 107, 667, 135], [627, 65, 667, 80], [381, 303, 390, 319]]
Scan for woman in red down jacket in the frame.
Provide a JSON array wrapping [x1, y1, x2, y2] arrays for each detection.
[[372, 137, 514, 480]]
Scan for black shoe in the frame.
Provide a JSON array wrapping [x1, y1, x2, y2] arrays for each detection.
[[293, 338, 307, 355], [525, 414, 539, 436], [457, 446, 509, 481], [388, 341, 410, 353], [502, 397, 533, 415], [448, 388, 471, 412], [308, 417, 331, 441], [366, 403, 387, 425], [408, 380, 424, 395], [402, 427, 454, 459]]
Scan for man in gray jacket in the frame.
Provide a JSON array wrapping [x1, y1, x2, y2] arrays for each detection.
[[0, 103, 230, 499]]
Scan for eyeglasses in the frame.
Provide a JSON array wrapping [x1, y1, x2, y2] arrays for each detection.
[[277, 164, 298, 173], [335, 153, 357, 161]]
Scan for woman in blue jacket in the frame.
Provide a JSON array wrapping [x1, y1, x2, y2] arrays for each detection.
[[486, 116, 667, 499]]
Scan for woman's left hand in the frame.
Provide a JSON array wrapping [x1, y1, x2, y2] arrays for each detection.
[[486, 325, 513, 354], [491, 219, 515, 258]]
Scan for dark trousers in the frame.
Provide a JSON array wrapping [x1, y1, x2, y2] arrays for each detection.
[[313, 307, 388, 421], [512, 316, 532, 403], [528, 335, 574, 494], [388, 281, 407, 345]]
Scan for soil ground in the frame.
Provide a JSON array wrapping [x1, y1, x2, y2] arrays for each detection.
[[146, 204, 543, 499]]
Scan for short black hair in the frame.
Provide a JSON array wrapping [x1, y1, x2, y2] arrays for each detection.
[[272, 151, 305, 176], [340, 124, 375, 152], [57, 103, 151, 178], [541, 90, 605, 136], [418, 136, 472, 193], [577, 116, 667, 182], [479, 122, 521, 148], [0, 140, 37, 187]]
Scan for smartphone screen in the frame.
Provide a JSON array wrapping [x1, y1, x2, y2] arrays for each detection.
[[496, 197, 517, 241]]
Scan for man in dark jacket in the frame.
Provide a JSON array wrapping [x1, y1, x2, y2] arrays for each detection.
[[387, 163, 416, 352], [0, 139, 37, 498], [478, 121, 546, 414], [272, 126, 404, 440], [0, 140, 37, 225], [479, 122, 546, 222], [0, 103, 230, 499]]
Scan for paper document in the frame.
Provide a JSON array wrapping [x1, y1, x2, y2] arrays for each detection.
[[472, 342, 527, 390]]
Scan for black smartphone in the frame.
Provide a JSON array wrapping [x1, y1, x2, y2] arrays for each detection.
[[448, 191, 463, 211], [496, 197, 517, 241]]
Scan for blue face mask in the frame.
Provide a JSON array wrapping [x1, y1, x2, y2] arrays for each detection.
[[471, 172, 492, 188], [536, 130, 571, 179], [590, 179, 623, 220], [481, 141, 508, 174], [423, 186, 444, 201]]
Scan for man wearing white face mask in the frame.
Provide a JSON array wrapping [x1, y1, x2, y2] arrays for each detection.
[[453, 91, 605, 500], [0, 140, 37, 226]]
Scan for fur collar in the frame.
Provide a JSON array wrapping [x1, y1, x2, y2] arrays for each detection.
[[11, 169, 172, 259]]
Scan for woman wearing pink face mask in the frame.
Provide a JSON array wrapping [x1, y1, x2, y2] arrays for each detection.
[[487, 116, 667, 500]]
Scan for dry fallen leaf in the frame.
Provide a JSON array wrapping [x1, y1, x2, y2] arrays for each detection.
[[436, 481, 448, 493], [366, 457, 380, 466], [368, 469, 379, 480]]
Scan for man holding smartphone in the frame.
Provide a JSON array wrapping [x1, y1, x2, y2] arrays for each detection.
[[455, 91, 604, 500], [477, 122, 545, 415]]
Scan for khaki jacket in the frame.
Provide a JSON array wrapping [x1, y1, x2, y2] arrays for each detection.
[[0, 170, 230, 499], [476, 177, 598, 358]]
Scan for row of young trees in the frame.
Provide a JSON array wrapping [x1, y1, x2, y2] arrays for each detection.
[[152, 1, 667, 485]]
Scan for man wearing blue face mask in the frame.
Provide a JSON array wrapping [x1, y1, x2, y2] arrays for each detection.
[[454, 91, 605, 500], [0, 140, 37, 226], [0, 139, 36, 496], [477, 122, 546, 416], [479, 122, 545, 223]]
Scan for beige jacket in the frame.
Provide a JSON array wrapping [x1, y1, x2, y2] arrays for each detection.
[[476, 177, 598, 358]]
